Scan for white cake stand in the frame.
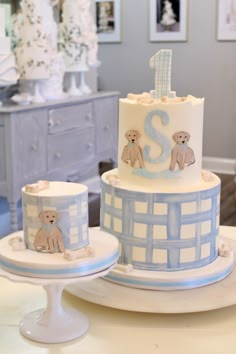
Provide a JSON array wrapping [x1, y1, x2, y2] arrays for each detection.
[[67, 72, 82, 97], [79, 71, 92, 94], [31, 80, 47, 103], [0, 265, 114, 344], [66, 227, 236, 314]]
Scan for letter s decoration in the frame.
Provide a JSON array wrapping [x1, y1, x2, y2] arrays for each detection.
[[133, 109, 179, 179], [143, 110, 171, 163]]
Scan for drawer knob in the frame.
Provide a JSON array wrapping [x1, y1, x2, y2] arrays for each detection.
[[55, 152, 61, 159], [86, 112, 93, 121], [48, 118, 53, 127], [55, 120, 62, 126], [31, 143, 38, 151], [87, 142, 94, 150]]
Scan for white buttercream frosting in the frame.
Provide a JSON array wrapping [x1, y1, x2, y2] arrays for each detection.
[[59, 0, 99, 72], [0, 10, 18, 86], [22, 181, 87, 197], [118, 92, 204, 190], [103, 169, 220, 193], [14, 0, 58, 80]]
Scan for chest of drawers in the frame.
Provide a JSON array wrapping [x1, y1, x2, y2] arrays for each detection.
[[0, 91, 119, 231]]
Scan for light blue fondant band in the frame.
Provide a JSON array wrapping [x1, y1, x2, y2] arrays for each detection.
[[105, 263, 234, 289], [0, 251, 119, 275]]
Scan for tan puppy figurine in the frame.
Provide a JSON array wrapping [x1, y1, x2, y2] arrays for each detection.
[[170, 131, 195, 171], [121, 130, 144, 168], [34, 210, 65, 253]]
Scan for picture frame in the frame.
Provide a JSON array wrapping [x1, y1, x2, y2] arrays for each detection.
[[217, 0, 236, 41], [149, 0, 187, 42], [96, 0, 121, 43]]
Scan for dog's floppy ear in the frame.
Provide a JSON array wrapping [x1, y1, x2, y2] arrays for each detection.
[[125, 130, 131, 139], [173, 132, 180, 142], [55, 211, 61, 221], [39, 211, 46, 222], [185, 132, 190, 141]]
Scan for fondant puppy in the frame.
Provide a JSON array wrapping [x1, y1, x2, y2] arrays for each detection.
[[34, 210, 64, 253], [170, 131, 195, 170], [121, 130, 144, 168]]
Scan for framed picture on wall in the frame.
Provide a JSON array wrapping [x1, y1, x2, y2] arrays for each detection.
[[217, 0, 236, 40], [149, 0, 187, 42], [96, 0, 121, 43]]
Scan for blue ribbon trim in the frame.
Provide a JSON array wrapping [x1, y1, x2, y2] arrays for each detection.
[[0, 251, 119, 275], [105, 263, 234, 288]]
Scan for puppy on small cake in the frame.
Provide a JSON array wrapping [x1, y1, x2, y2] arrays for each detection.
[[34, 210, 65, 253]]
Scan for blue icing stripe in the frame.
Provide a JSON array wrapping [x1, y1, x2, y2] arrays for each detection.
[[133, 168, 180, 179], [0, 251, 119, 275], [143, 109, 171, 164], [105, 263, 234, 288]]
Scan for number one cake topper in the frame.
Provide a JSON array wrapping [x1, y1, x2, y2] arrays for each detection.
[[150, 49, 173, 99]]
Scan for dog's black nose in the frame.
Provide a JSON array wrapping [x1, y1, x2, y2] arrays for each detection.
[[182, 141, 185, 144], [50, 220, 54, 224], [132, 139, 135, 142]]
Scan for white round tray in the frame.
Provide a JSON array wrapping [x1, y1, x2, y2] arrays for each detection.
[[66, 228, 236, 314]]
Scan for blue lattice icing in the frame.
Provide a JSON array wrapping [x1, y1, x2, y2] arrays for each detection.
[[100, 173, 221, 272]]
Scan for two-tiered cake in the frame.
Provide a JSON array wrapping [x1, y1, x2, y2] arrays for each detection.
[[100, 50, 234, 290]]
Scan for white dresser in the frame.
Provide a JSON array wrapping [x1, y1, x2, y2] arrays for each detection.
[[0, 91, 119, 231]]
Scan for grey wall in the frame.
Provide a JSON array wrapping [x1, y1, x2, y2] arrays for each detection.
[[97, 0, 236, 159]]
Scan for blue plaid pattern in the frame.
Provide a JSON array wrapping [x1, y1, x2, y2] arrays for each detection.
[[100, 180, 220, 271], [150, 49, 172, 98]]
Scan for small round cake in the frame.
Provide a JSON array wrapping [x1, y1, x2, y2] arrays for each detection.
[[22, 181, 89, 252], [0, 181, 119, 278]]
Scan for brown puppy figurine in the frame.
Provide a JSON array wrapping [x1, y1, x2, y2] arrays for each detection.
[[121, 130, 144, 168], [34, 210, 64, 253], [170, 131, 195, 171]]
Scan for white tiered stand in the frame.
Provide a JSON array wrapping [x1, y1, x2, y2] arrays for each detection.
[[66, 226, 236, 313]]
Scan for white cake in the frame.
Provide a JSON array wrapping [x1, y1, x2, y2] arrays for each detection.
[[118, 94, 204, 189], [99, 51, 234, 290], [59, 0, 99, 72], [0, 7, 18, 87], [14, 0, 57, 80], [0, 181, 119, 278]]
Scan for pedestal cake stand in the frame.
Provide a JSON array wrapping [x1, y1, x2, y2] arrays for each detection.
[[0, 228, 119, 344], [0, 265, 114, 344]]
